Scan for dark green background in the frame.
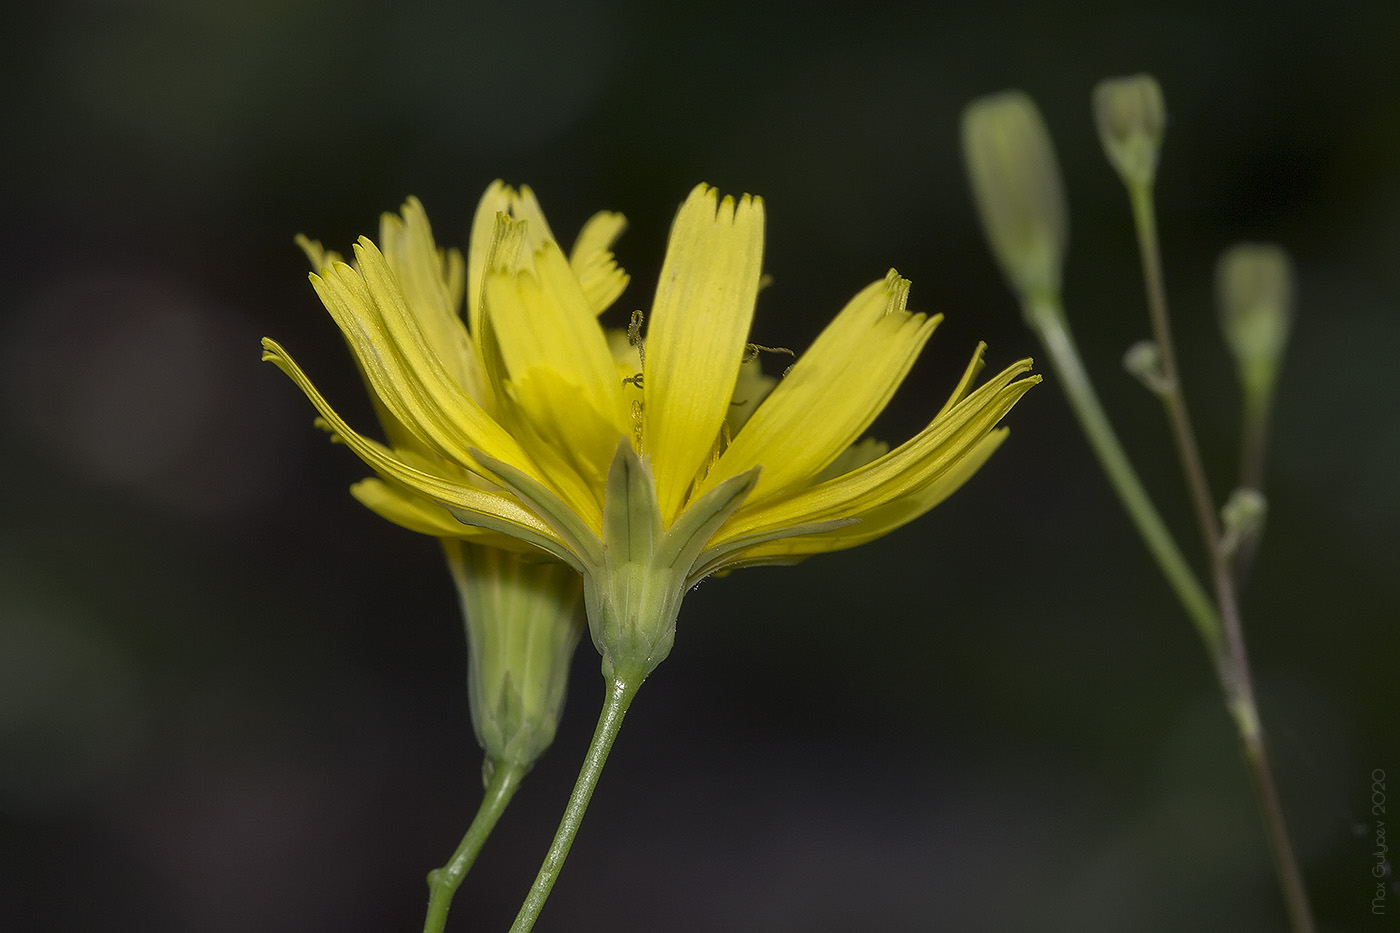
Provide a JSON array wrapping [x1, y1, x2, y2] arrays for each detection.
[[2, 1, 1395, 930]]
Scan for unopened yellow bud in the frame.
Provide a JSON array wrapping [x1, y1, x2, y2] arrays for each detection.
[[1215, 242, 1295, 409], [1093, 74, 1167, 188], [961, 91, 1070, 305]]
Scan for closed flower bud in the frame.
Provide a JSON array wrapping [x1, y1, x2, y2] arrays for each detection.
[[1122, 339, 1173, 396], [1219, 487, 1268, 560], [1093, 74, 1167, 188], [1215, 242, 1295, 410], [446, 541, 585, 771], [961, 91, 1070, 305]]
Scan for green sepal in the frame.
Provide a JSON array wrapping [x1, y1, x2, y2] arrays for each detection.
[[654, 465, 760, 572], [585, 445, 758, 684], [602, 438, 662, 564]]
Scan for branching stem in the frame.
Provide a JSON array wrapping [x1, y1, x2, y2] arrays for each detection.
[[422, 758, 526, 933], [1125, 183, 1314, 933]]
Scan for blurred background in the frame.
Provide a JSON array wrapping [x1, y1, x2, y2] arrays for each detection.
[[2, 1, 1396, 930]]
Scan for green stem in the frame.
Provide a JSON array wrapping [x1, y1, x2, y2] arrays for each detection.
[[1024, 295, 1223, 653], [1233, 700, 1316, 933], [422, 758, 526, 933], [1126, 186, 1222, 560], [1239, 392, 1272, 496], [509, 673, 643, 933], [1125, 182, 1315, 933]]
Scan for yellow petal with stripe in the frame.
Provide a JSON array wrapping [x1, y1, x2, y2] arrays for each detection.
[[466, 183, 556, 340], [306, 246, 538, 479], [644, 184, 764, 526], [718, 429, 1008, 562], [350, 477, 521, 543], [712, 358, 1038, 544], [260, 338, 565, 548], [701, 270, 938, 502], [377, 197, 485, 405], [484, 237, 629, 476], [467, 181, 515, 343]]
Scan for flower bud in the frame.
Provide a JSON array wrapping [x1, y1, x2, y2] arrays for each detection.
[[1215, 243, 1295, 410], [1093, 74, 1167, 188], [1122, 339, 1173, 396], [445, 540, 585, 772], [1219, 487, 1268, 562], [961, 91, 1070, 304]]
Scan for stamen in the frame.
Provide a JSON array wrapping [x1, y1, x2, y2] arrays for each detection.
[[630, 399, 645, 454], [742, 342, 794, 363], [628, 310, 646, 367]]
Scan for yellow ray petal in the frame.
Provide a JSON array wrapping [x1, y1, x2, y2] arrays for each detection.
[[466, 183, 555, 334], [295, 233, 421, 453], [298, 248, 539, 478], [713, 357, 1038, 544], [484, 237, 629, 466], [261, 339, 566, 550], [701, 270, 939, 503], [814, 437, 889, 484], [377, 197, 487, 405], [508, 365, 628, 491], [467, 181, 515, 341], [350, 477, 528, 546], [295, 234, 343, 272], [570, 210, 630, 315], [644, 184, 765, 525], [717, 428, 1008, 563], [507, 185, 557, 248]]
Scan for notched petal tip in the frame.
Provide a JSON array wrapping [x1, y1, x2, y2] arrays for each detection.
[[881, 267, 911, 304]]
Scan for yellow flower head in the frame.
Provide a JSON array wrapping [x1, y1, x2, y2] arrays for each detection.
[[264, 183, 1038, 682]]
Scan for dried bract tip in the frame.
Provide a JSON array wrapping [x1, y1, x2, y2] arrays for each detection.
[[1093, 74, 1167, 188], [1215, 242, 1296, 406], [961, 90, 1070, 305]]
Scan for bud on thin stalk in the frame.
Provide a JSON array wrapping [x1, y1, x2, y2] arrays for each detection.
[[961, 90, 1070, 310], [1093, 74, 1167, 189], [1215, 242, 1296, 489]]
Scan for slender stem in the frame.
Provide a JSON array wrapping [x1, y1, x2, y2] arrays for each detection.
[[1125, 183, 1315, 933], [1220, 598, 1316, 933], [422, 758, 527, 933], [1239, 393, 1272, 495], [1229, 395, 1272, 584], [1126, 186, 1222, 558], [510, 673, 643, 933], [1024, 296, 1223, 653]]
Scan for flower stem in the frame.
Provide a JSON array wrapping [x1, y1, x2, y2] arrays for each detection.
[[422, 758, 527, 933], [509, 673, 643, 933], [1023, 295, 1223, 653], [1124, 182, 1314, 933]]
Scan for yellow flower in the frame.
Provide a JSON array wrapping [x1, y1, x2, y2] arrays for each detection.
[[294, 200, 585, 772], [264, 183, 1038, 683]]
